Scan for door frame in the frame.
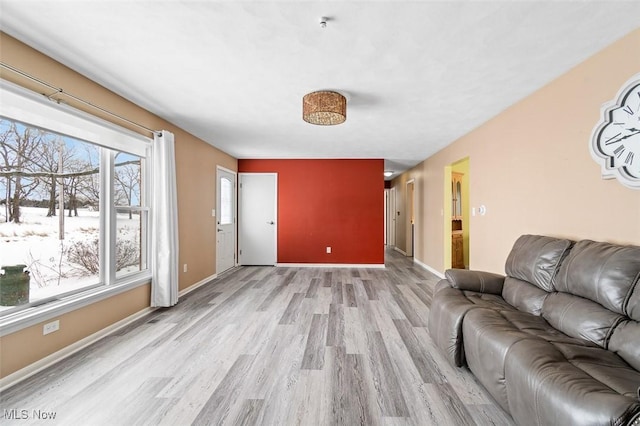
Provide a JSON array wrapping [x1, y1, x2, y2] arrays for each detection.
[[238, 172, 278, 266], [216, 165, 237, 273], [388, 187, 396, 247]]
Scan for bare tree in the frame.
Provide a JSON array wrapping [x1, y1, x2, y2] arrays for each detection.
[[114, 153, 141, 219], [76, 144, 101, 211], [32, 137, 74, 217], [0, 119, 44, 223], [0, 122, 11, 222]]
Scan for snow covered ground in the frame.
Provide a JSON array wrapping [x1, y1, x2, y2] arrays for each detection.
[[0, 206, 141, 311]]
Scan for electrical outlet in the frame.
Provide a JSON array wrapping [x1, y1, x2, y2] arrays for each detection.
[[43, 320, 60, 335], [326, 246, 331, 254], [183, 264, 188, 273]]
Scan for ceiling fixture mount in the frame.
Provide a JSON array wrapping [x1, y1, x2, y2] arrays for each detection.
[[319, 17, 328, 28], [303, 91, 346, 125]]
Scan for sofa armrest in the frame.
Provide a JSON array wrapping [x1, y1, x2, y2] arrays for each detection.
[[444, 269, 505, 295]]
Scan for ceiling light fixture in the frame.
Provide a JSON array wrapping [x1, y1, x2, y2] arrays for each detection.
[[384, 171, 394, 177], [302, 91, 346, 125]]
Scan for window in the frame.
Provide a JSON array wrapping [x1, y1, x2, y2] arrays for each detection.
[[220, 177, 233, 225], [0, 81, 151, 320], [114, 151, 148, 278]]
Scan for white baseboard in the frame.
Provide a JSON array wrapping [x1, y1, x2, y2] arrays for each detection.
[[178, 273, 217, 298], [413, 258, 445, 279], [0, 306, 156, 392], [277, 263, 385, 269], [393, 247, 407, 256]]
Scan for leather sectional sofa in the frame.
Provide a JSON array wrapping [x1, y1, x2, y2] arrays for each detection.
[[428, 234, 640, 425]]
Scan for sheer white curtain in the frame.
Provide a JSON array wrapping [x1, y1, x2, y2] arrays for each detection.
[[151, 130, 179, 307]]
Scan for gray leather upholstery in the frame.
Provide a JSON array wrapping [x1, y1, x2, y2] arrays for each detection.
[[428, 234, 640, 425], [444, 269, 505, 294], [504, 234, 573, 292]]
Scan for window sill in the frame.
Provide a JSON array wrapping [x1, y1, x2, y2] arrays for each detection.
[[0, 273, 151, 337]]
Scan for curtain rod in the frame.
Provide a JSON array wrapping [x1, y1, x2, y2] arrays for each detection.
[[0, 62, 161, 136]]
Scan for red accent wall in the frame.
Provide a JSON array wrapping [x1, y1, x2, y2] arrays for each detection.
[[238, 159, 385, 264]]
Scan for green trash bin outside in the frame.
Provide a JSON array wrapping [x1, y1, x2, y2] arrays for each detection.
[[0, 265, 30, 306]]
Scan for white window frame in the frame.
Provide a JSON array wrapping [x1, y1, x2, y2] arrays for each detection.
[[0, 80, 153, 336]]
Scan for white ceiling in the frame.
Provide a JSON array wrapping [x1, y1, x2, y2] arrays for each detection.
[[1, 1, 639, 178]]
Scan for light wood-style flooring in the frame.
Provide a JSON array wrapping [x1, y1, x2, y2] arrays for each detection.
[[0, 249, 514, 425]]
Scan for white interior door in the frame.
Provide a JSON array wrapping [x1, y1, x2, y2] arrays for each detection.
[[239, 173, 277, 265], [216, 167, 236, 273]]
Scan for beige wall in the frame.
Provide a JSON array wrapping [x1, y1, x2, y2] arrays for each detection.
[[393, 28, 640, 275], [0, 33, 236, 377]]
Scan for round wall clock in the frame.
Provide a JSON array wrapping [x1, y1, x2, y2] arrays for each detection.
[[590, 74, 640, 189]]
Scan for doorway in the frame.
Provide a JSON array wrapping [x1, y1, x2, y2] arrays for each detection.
[[445, 158, 470, 269], [406, 180, 415, 257], [238, 173, 278, 265], [216, 166, 237, 274]]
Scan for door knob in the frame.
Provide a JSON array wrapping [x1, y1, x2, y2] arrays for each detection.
[[217, 228, 223, 232]]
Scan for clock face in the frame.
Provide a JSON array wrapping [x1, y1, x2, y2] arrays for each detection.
[[591, 77, 640, 189]]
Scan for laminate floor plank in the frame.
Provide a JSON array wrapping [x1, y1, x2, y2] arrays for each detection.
[[410, 284, 432, 309], [301, 313, 328, 370], [366, 331, 410, 417], [230, 399, 265, 426], [279, 293, 306, 325], [192, 354, 256, 425], [322, 271, 333, 288], [344, 283, 358, 307], [343, 306, 369, 355], [257, 282, 288, 312], [1, 249, 513, 426], [362, 279, 378, 300], [467, 403, 516, 426], [389, 285, 428, 327], [326, 303, 345, 347], [393, 319, 443, 384], [331, 282, 344, 305], [305, 277, 321, 299], [328, 346, 381, 426], [433, 382, 477, 426]]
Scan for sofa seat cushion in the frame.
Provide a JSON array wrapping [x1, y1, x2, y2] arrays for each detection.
[[499, 309, 597, 346], [462, 308, 535, 411], [552, 342, 640, 399], [462, 306, 640, 425], [428, 286, 512, 367], [505, 339, 640, 426]]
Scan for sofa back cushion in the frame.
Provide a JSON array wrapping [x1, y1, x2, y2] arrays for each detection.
[[502, 277, 549, 316], [554, 240, 640, 318], [543, 239, 640, 369], [504, 235, 573, 292]]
